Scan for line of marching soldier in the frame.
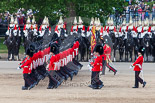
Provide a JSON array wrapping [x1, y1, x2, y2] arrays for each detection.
[[18, 40, 83, 90]]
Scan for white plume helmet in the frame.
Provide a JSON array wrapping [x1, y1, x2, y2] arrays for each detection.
[[122, 19, 126, 25], [14, 17, 18, 25], [78, 16, 83, 24], [144, 18, 149, 26], [129, 16, 133, 24], [94, 17, 98, 26], [42, 16, 47, 25], [90, 17, 94, 25], [32, 16, 36, 24], [10, 15, 14, 24], [73, 17, 77, 24], [58, 16, 63, 24], [153, 18, 155, 25], [138, 18, 142, 25], [107, 17, 111, 25], [26, 16, 31, 24], [97, 18, 101, 26], [46, 17, 49, 26], [110, 18, 113, 25]]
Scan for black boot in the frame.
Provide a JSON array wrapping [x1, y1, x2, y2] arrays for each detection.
[[22, 86, 28, 90], [143, 81, 146, 88]]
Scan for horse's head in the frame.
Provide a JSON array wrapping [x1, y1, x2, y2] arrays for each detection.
[[143, 33, 150, 47]]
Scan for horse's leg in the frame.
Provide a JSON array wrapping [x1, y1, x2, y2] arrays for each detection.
[[113, 48, 116, 62], [130, 50, 132, 62]]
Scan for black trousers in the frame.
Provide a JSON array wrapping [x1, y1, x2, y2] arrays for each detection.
[[106, 62, 117, 72], [23, 74, 33, 87], [91, 71, 102, 87], [135, 71, 143, 87]]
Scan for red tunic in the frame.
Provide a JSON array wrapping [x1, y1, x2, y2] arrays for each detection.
[[20, 57, 32, 74], [133, 55, 144, 71], [91, 55, 103, 71], [48, 55, 56, 71], [103, 44, 111, 60]]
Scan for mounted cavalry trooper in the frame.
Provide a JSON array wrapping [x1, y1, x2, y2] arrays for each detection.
[[107, 18, 117, 37], [136, 18, 143, 42], [86, 17, 94, 37], [95, 18, 104, 41], [142, 18, 151, 38], [23, 16, 32, 39], [14, 17, 21, 61], [103, 17, 111, 37], [39, 16, 48, 38], [77, 16, 85, 37], [31, 16, 38, 37], [55, 16, 67, 38], [119, 19, 128, 38], [126, 16, 137, 38], [4, 16, 15, 44], [71, 17, 78, 35]]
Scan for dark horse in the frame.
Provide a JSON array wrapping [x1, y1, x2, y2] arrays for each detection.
[[142, 33, 151, 62], [109, 31, 118, 62], [77, 28, 90, 62], [118, 36, 125, 62], [151, 32, 155, 62], [23, 29, 35, 52], [14, 30, 21, 61], [5, 29, 16, 60], [125, 31, 134, 62]]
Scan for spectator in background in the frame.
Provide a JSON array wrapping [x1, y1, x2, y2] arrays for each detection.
[[0, 13, 2, 23], [138, 7, 142, 20], [152, 4, 155, 20]]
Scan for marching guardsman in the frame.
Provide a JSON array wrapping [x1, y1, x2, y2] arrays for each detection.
[[23, 16, 32, 37], [4, 15, 15, 43], [95, 18, 103, 40], [47, 43, 61, 89], [119, 19, 128, 38], [39, 16, 47, 37], [31, 16, 38, 36], [77, 16, 85, 37], [86, 17, 94, 37], [103, 39, 117, 75], [130, 46, 146, 88], [89, 44, 104, 89], [71, 17, 78, 35], [55, 16, 67, 38], [19, 48, 36, 90]]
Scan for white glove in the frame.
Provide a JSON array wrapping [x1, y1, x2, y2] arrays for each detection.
[[129, 65, 133, 69], [87, 64, 92, 71], [17, 67, 21, 70]]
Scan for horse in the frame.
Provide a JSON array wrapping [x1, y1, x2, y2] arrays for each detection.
[[14, 30, 21, 61], [118, 36, 125, 62], [23, 29, 34, 52], [151, 32, 155, 62], [125, 31, 134, 62], [109, 31, 118, 62], [142, 33, 151, 62], [5, 29, 16, 61]]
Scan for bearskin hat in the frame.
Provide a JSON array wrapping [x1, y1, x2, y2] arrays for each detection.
[[93, 44, 103, 55], [138, 46, 145, 55], [26, 48, 34, 57], [50, 43, 59, 54]]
